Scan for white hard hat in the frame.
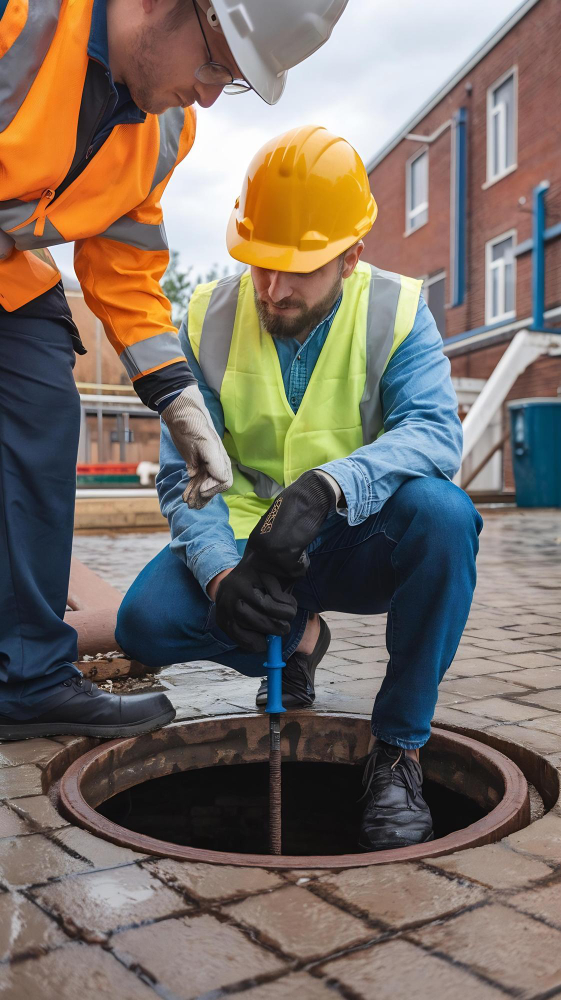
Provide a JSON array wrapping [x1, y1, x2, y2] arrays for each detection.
[[207, 0, 349, 105]]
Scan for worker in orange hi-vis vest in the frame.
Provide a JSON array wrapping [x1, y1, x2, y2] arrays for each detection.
[[0, 0, 349, 740]]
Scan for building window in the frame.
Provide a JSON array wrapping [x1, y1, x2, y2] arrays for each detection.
[[421, 271, 446, 337], [486, 232, 516, 324], [406, 149, 428, 233], [487, 69, 517, 183]]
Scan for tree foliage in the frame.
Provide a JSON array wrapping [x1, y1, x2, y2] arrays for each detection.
[[162, 250, 231, 325]]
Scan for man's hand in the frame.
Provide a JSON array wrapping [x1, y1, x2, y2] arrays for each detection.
[[247, 470, 337, 581], [161, 385, 233, 509], [207, 568, 234, 602], [214, 555, 297, 652]]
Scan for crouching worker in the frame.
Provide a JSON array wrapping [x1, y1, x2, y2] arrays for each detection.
[[117, 127, 483, 851]]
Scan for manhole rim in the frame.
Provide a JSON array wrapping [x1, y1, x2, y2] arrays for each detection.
[[59, 713, 529, 869]]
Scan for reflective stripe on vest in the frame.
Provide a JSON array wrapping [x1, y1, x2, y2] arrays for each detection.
[[0, 0, 62, 133], [188, 262, 421, 537]]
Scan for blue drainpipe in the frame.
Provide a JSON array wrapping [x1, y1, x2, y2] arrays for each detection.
[[531, 180, 550, 331], [451, 107, 467, 308]]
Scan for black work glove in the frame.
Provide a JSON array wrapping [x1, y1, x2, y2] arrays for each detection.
[[215, 556, 297, 652], [247, 470, 337, 581], [215, 471, 336, 652]]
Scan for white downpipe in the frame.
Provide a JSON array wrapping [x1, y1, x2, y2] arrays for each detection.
[[455, 329, 561, 484]]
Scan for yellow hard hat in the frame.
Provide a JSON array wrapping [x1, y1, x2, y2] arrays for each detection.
[[226, 125, 378, 273]]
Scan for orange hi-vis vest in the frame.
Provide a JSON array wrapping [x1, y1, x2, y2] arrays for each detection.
[[0, 0, 195, 382]]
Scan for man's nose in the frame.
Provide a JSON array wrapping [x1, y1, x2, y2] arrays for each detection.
[[267, 272, 293, 303], [194, 82, 223, 108]]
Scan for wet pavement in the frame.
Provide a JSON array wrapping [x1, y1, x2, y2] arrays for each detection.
[[1, 508, 561, 998]]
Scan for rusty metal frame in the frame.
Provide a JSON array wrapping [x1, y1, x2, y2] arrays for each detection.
[[60, 714, 530, 869]]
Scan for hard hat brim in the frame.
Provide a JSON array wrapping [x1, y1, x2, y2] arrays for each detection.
[[226, 207, 369, 272], [210, 0, 287, 105]]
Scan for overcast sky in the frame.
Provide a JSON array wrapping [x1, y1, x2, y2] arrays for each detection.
[[52, 0, 522, 282]]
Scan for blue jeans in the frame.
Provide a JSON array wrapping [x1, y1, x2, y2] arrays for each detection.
[[0, 309, 82, 719], [118, 478, 483, 748]]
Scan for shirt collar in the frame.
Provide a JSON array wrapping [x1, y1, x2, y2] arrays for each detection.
[[88, 0, 111, 68]]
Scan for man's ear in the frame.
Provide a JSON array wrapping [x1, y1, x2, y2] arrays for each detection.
[[341, 241, 364, 280]]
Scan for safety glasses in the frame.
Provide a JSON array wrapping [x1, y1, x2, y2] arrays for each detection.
[[192, 0, 251, 95]]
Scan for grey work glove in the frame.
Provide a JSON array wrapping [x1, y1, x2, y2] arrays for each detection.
[[161, 385, 233, 509]]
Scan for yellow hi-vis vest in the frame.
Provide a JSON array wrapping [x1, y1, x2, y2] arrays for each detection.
[[188, 261, 421, 539]]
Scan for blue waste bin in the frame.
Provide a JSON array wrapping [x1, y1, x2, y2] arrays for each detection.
[[508, 398, 561, 507]]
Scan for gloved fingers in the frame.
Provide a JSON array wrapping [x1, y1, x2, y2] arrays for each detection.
[[182, 466, 232, 509], [261, 573, 298, 614], [236, 601, 293, 638], [251, 580, 297, 621], [228, 624, 268, 653]]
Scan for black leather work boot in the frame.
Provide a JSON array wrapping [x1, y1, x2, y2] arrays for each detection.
[[0, 676, 175, 740], [255, 617, 331, 709], [358, 740, 434, 851]]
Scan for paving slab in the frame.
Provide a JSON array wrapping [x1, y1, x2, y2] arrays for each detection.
[[505, 812, 561, 862], [235, 972, 337, 999], [510, 881, 561, 928], [0, 803, 31, 837], [426, 843, 553, 888], [448, 697, 552, 722], [485, 722, 561, 754], [0, 739, 62, 768], [32, 863, 190, 937], [0, 833, 92, 887], [223, 884, 373, 960], [517, 688, 561, 712], [9, 794, 71, 831], [52, 825, 146, 868], [144, 857, 283, 902], [0, 892, 66, 961], [319, 938, 505, 1000], [0, 764, 43, 799], [447, 657, 525, 676], [491, 665, 561, 689], [0, 941, 157, 1000], [438, 675, 531, 699], [112, 913, 286, 997], [410, 904, 561, 998], [316, 863, 485, 928]]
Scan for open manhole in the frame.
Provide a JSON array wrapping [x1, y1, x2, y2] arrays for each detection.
[[60, 713, 532, 869]]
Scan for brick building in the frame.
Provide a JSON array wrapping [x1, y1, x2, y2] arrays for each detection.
[[363, 0, 561, 491], [64, 276, 159, 465]]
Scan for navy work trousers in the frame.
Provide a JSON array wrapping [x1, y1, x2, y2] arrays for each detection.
[[117, 478, 483, 749], [0, 311, 81, 718]]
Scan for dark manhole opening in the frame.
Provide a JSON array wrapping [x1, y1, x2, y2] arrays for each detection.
[[98, 761, 485, 856]]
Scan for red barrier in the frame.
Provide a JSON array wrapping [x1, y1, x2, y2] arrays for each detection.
[[77, 463, 139, 475]]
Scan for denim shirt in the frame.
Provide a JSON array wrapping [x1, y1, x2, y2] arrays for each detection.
[[156, 294, 463, 594]]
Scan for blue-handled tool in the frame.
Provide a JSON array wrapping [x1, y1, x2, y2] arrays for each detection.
[[264, 634, 285, 854]]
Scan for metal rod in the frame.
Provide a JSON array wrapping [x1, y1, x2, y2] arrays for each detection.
[[265, 634, 285, 856], [269, 714, 282, 855]]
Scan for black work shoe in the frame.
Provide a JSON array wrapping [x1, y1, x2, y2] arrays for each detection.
[[358, 740, 434, 851], [0, 676, 175, 741], [255, 617, 331, 709]]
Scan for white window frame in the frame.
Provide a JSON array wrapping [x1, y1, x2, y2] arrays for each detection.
[[485, 229, 516, 325], [420, 270, 447, 335], [485, 66, 517, 187], [405, 147, 429, 235]]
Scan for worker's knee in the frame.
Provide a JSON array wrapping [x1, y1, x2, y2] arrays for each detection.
[[391, 478, 483, 553], [116, 590, 168, 668]]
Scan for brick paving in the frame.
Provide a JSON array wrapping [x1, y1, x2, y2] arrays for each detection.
[[1, 508, 561, 999]]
